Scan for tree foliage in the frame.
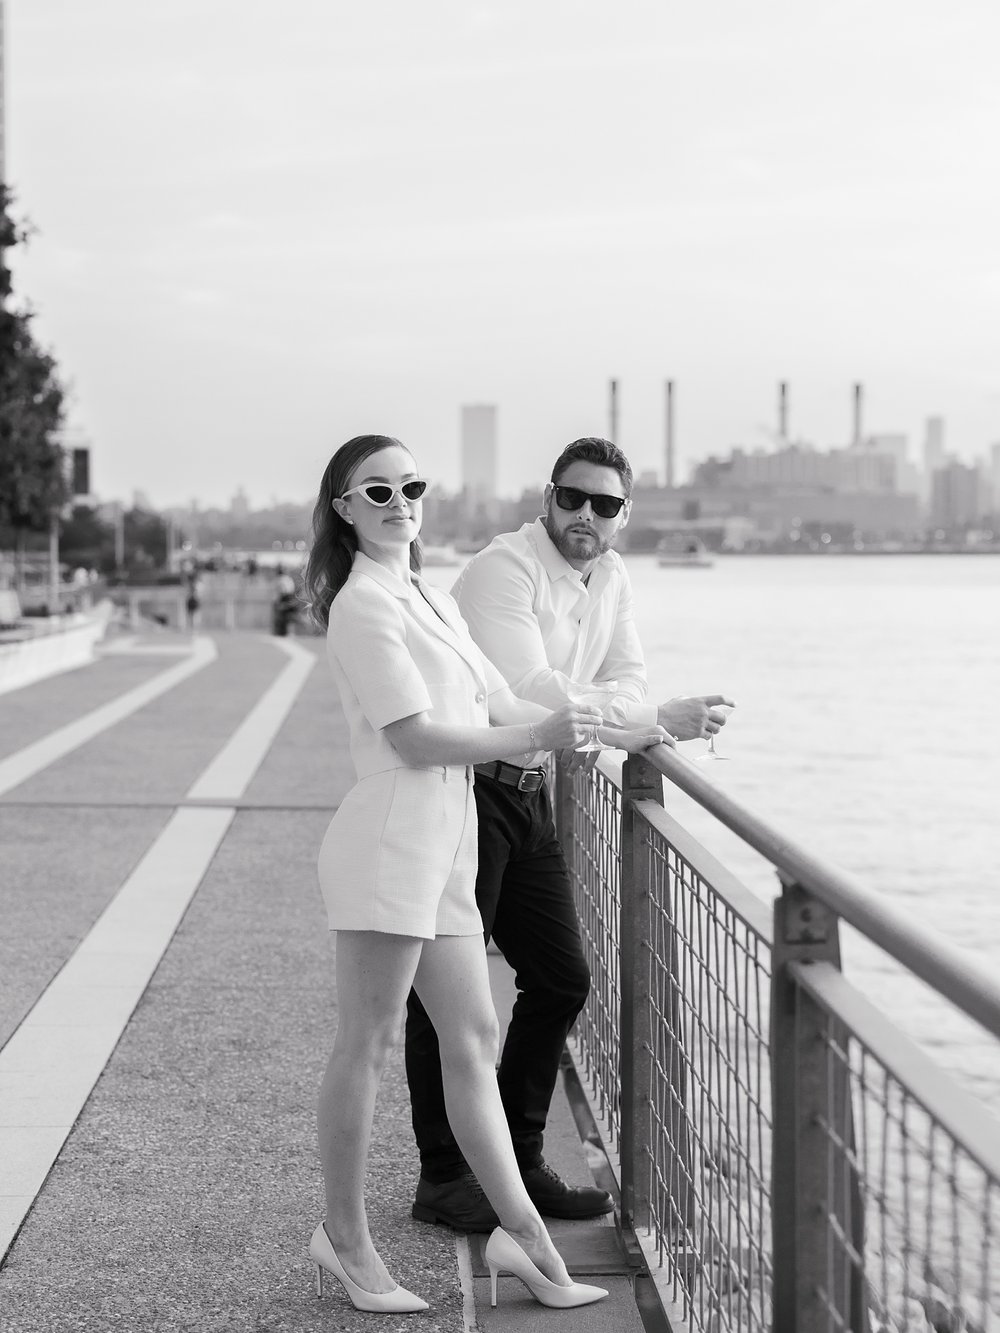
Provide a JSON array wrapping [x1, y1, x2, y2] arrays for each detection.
[[0, 185, 68, 536], [59, 505, 170, 576]]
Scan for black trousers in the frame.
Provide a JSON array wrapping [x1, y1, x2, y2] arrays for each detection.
[[404, 773, 591, 1181]]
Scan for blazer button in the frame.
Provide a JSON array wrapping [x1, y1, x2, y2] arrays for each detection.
[[475, 692, 485, 703]]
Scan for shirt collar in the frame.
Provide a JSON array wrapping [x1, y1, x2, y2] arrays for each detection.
[[528, 517, 615, 590]]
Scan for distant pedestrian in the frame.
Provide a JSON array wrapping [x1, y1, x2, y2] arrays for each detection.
[[184, 572, 203, 630], [272, 568, 298, 636], [71, 566, 92, 611]]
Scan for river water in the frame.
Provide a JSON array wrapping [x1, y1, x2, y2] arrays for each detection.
[[636, 553, 1000, 1110], [430, 551, 1000, 1101]]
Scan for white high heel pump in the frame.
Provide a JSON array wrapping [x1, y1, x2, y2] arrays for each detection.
[[308, 1222, 429, 1314], [484, 1226, 609, 1309]]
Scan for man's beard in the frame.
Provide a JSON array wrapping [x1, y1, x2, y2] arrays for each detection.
[[544, 512, 616, 562]]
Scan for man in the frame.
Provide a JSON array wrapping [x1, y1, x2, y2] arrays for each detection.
[[406, 437, 732, 1232]]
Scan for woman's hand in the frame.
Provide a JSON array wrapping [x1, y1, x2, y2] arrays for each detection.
[[611, 724, 675, 753], [535, 703, 603, 752]]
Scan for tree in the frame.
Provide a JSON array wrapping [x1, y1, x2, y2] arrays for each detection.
[[123, 508, 169, 573], [0, 185, 68, 573], [59, 505, 171, 578], [59, 504, 114, 572]]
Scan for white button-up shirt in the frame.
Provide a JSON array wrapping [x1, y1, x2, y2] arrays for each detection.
[[452, 519, 657, 763]]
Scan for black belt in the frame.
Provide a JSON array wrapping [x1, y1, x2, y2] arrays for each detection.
[[473, 761, 546, 793]]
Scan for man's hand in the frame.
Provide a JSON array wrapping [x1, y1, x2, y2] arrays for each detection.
[[657, 695, 735, 742]]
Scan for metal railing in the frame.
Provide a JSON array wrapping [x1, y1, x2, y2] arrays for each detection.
[[554, 748, 1000, 1333]]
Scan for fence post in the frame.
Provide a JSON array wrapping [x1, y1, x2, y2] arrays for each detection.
[[619, 753, 665, 1235], [771, 878, 866, 1331], [551, 755, 573, 851]]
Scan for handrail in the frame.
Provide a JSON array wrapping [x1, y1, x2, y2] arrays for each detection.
[[648, 743, 1000, 1039]]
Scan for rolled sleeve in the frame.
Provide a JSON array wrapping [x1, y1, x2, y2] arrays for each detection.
[[607, 695, 658, 726], [329, 588, 432, 730]]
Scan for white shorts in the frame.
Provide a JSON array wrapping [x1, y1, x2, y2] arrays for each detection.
[[317, 765, 482, 939]]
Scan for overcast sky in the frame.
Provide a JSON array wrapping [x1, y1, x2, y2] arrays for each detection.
[[7, 0, 1000, 509]]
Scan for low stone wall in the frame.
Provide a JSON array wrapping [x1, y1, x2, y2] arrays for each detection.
[[0, 602, 114, 697]]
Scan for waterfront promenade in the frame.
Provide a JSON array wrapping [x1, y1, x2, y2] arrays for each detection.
[[0, 628, 643, 1332]]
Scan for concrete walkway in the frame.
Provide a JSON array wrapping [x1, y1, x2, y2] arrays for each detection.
[[0, 629, 645, 1332]]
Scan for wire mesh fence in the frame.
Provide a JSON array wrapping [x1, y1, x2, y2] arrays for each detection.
[[561, 760, 624, 1151], [791, 963, 1000, 1333], [557, 755, 1000, 1333], [643, 829, 773, 1331]]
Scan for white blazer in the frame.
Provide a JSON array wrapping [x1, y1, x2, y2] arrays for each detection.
[[317, 553, 507, 938]]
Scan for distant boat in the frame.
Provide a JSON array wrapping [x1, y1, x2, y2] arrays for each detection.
[[656, 537, 714, 569]]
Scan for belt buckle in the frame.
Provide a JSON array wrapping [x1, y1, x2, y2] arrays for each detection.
[[516, 768, 543, 793]]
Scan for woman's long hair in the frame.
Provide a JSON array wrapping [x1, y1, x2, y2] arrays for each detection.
[[303, 434, 423, 630]]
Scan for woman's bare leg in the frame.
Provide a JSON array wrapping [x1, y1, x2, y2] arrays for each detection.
[[318, 929, 422, 1293], [413, 934, 572, 1286]]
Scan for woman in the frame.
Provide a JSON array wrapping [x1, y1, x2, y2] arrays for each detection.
[[303, 434, 669, 1314]]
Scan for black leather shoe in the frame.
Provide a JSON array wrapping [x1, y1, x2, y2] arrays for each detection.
[[521, 1159, 614, 1219], [411, 1172, 501, 1234]]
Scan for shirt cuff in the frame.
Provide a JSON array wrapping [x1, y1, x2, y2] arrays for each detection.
[[608, 698, 658, 727]]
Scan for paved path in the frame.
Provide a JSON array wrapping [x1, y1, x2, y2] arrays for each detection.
[[0, 629, 644, 1332]]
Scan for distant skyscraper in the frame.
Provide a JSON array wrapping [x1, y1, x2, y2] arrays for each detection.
[[923, 416, 946, 472], [989, 442, 1000, 516], [930, 460, 983, 531], [461, 405, 497, 509], [922, 416, 947, 508], [861, 433, 919, 496]]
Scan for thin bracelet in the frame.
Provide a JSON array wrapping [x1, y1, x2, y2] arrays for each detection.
[[528, 722, 537, 751]]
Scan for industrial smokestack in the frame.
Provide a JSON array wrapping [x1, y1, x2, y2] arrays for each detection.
[[852, 382, 863, 446], [778, 381, 788, 442], [665, 379, 675, 489], [608, 378, 618, 445]]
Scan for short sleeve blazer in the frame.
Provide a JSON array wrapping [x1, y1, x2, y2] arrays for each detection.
[[327, 553, 508, 779]]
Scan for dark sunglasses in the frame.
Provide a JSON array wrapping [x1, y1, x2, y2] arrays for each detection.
[[552, 485, 627, 519], [340, 479, 428, 507]]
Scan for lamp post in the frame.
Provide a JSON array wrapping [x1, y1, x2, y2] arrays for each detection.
[[114, 501, 125, 573], [48, 509, 60, 614]]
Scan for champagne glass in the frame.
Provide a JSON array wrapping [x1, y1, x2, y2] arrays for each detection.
[[696, 704, 734, 762], [568, 680, 618, 753]]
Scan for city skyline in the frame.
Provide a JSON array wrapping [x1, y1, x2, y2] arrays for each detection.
[[7, 2, 1000, 510], [163, 416, 999, 520]]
